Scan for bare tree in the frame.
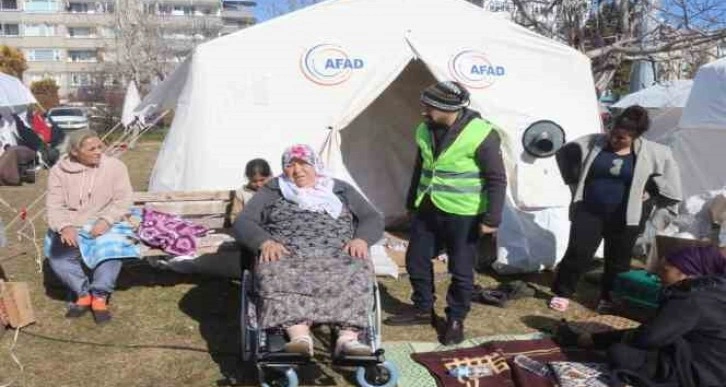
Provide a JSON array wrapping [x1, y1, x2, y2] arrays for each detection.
[[109, 0, 222, 93], [499, 0, 726, 90]]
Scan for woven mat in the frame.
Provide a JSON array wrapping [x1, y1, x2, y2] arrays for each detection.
[[382, 332, 546, 387], [568, 314, 640, 335]]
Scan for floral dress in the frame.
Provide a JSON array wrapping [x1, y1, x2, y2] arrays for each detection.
[[255, 198, 373, 329]]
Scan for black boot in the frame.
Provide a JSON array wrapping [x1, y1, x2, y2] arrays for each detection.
[[441, 318, 464, 345]]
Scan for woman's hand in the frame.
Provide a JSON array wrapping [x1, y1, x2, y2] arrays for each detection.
[[90, 219, 110, 238], [480, 224, 498, 235], [260, 240, 289, 262], [344, 239, 369, 259], [59, 226, 78, 247]]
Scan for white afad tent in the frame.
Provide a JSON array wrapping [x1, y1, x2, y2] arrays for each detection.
[[135, 0, 602, 273], [659, 58, 726, 199]]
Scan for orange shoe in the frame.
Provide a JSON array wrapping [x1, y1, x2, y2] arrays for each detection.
[[91, 295, 112, 324], [65, 294, 91, 318]]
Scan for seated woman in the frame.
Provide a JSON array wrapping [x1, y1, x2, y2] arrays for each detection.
[[234, 144, 384, 358], [230, 158, 272, 222], [557, 246, 726, 387], [45, 129, 133, 324]]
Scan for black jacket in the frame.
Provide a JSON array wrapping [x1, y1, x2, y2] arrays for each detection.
[[233, 177, 384, 252], [629, 276, 726, 387], [405, 108, 507, 226]]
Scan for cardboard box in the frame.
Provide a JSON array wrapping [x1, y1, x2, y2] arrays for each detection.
[[0, 281, 36, 329]]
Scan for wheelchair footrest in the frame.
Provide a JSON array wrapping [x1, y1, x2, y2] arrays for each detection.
[[258, 352, 312, 365], [332, 349, 386, 367]]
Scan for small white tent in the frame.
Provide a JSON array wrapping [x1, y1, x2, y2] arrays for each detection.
[[659, 58, 726, 198], [611, 80, 692, 141], [136, 0, 601, 272]]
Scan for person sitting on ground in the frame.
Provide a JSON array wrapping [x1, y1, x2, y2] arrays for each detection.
[[233, 144, 384, 358], [550, 105, 682, 313], [556, 246, 726, 387], [230, 158, 272, 222], [45, 129, 133, 324]]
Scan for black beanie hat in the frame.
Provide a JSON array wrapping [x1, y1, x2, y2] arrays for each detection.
[[420, 81, 470, 111]]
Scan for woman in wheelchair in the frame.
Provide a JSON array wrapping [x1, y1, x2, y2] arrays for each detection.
[[234, 144, 384, 359]]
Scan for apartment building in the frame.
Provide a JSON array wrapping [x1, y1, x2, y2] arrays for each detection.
[[0, 0, 255, 97]]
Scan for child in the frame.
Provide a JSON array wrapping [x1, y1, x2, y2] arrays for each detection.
[[231, 158, 272, 221]]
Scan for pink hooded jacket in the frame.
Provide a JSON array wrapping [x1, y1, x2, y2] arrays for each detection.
[[46, 154, 133, 232]]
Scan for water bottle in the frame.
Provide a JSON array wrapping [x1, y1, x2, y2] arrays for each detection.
[[447, 365, 494, 378]]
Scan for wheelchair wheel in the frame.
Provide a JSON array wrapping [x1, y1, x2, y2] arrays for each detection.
[[260, 367, 299, 387], [355, 361, 399, 387], [240, 270, 255, 362]]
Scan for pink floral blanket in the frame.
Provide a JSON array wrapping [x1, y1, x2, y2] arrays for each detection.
[[137, 208, 210, 256]]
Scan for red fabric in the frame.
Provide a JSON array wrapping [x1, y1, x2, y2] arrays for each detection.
[[411, 338, 605, 387], [31, 112, 51, 143]]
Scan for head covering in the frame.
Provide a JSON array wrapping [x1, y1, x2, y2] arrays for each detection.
[[665, 246, 726, 277], [420, 81, 470, 112], [278, 144, 343, 219]]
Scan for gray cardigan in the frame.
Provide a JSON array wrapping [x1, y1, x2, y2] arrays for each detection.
[[567, 134, 682, 226], [233, 177, 385, 252]]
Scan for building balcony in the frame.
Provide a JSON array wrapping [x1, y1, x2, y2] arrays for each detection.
[[221, 8, 254, 22], [25, 60, 107, 73], [144, 0, 221, 7], [9, 35, 114, 48], [154, 14, 222, 28], [0, 11, 114, 25]]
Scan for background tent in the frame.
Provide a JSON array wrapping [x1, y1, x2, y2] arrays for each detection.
[[611, 80, 692, 141], [135, 0, 601, 273], [659, 58, 726, 199]]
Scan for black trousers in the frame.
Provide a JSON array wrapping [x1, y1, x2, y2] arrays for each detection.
[[552, 205, 640, 300], [406, 199, 481, 320]]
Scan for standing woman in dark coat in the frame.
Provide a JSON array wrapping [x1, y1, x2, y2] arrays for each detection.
[[557, 246, 726, 387]]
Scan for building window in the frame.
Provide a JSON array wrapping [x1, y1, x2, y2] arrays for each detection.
[[26, 49, 61, 61], [0, 0, 18, 10], [70, 72, 93, 87], [27, 73, 61, 86], [0, 23, 20, 36], [68, 26, 93, 37], [24, 0, 59, 12], [23, 23, 55, 37], [99, 26, 116, 38], [67, 50, 97, 62]]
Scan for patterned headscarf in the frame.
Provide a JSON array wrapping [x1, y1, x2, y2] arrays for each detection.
[[278, 144, 343, 219], [666, 246, 726, 277]]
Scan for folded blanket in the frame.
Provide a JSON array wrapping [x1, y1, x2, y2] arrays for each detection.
[[137, 208, 210, 256], [44, 212, 141, 269]]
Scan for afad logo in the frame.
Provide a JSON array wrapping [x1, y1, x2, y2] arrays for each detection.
[[300, 44, 364, 86], [449, 49, 506, 89]]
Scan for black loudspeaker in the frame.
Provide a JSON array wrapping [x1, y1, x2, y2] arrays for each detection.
[[522, 120, 565, 158]]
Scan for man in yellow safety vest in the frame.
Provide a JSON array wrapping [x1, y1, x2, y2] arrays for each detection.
[[384, 81, 507, 345]]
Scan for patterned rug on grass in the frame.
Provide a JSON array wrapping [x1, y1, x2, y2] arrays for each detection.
[[382, 332, 546, 387]]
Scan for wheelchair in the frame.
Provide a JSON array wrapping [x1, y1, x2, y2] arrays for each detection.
[[239, 268, 399, 387]]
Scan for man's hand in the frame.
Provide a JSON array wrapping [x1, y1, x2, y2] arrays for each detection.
[[90, 219, 110, 238], [60, 226, 78, 247], [259, 240, 290, 263], [480, 224, 498, 235], [344, 238, 369, 259]]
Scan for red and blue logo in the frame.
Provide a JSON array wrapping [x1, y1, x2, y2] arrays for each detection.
[[300, 44, 364, 86], [449, 49, 506, 89]]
